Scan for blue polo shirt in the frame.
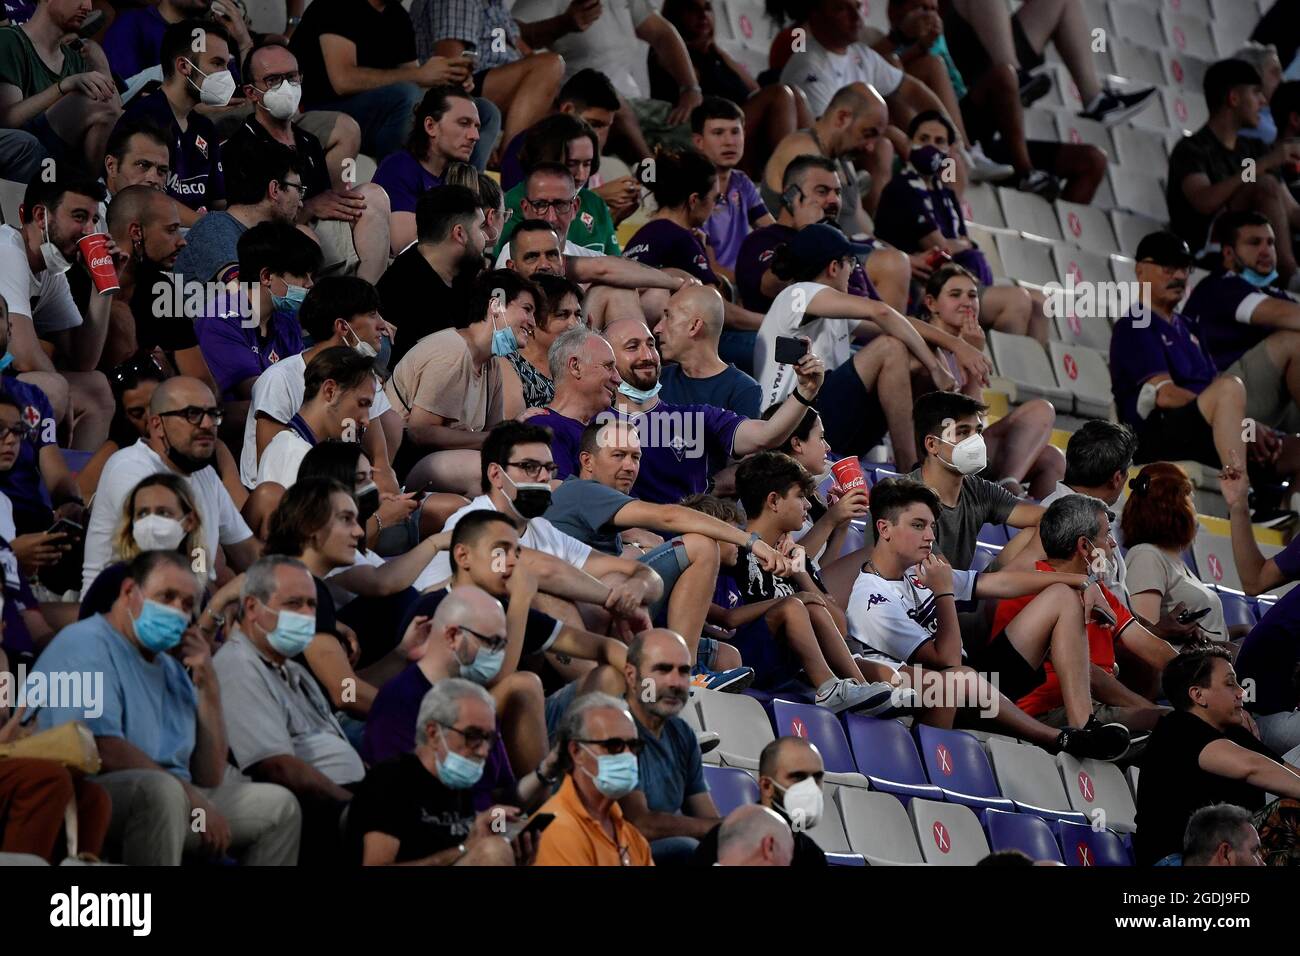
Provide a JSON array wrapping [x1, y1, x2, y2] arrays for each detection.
[[102, 5, 242, 84], [195, 307, 304, 401], [1109, 306, 1219, 429], [121, 89, 225, 211], [0, 372, 54, 518], [371, 150, 442, 215], [1181, 270, 1299, 371], [633, 712, 707, 815]]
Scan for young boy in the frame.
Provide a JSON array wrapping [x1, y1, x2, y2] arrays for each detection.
[[847, 477, 1131, 760], [691, 97, 775, 282]]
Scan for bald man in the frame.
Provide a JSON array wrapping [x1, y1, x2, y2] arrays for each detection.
[[104, 186, 216, 391], [656, 285, 762, 419], [716, 805, 794, 866], [82, 376, 262, 592]]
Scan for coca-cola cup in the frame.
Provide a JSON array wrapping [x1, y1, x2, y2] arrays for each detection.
[[830, 456, 867, 494], [78, 232, 119, 295]]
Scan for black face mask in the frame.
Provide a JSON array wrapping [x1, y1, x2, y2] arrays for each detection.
[[356, 482, 380, 526], [505, 473, 552, 520], [161, 428, 212, 475]]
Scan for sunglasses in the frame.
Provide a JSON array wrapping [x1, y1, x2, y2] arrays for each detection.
[[159, 405, 224, 427], [110, 354, 165, 390], [579, 737, 645, 756], [439, 723, 500, 748]]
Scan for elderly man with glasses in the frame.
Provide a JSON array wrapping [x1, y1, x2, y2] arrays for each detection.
[[82, 375, 262, 593]]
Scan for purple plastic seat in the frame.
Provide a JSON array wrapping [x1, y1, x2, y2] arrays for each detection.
[[982, 808, 1064, 863], [825, 853, 867, 866], [771, 699, 857, 774], [843, 714, 942, 801], [703, 765, 760, 817], [1056, 821, 1133, 866], [914, 724, 1015, 812]]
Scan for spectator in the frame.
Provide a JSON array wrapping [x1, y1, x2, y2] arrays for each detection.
[[692, 735, 828, 866], [533, 691, 654, 866], [377, 185, 485, 369], [348, 677, 522, 865], [919, 263, 1061, 495], [31, 550, 301, 865], [992, 494, 1175, 736], [657, 284, 761, 419], [118, 19, 234, 225], [1272, 80, 1300, 200], [102, 0, 250, 86], [846, 476, 1132, 758], [1235, 42, 1283, 145], [0, 176, 115, 452], [76, 355, 169, 496], [0, 396, 58, 652], [413, 0, 564, 153], [1182, 803, 1265, 866], [444, 162, 507, 250], [102, 119, 171, 199], [387, 270, 540, 496], [503, 272, 585, 409], [715, 804, 795, 866], [1167, 58, 1300, 282], [616, 629, 722, 863], [0, 0, 122, 175], [82, 376, 261, 593], [1136, 646, 1300, 866], [372, 85, 484, 255]]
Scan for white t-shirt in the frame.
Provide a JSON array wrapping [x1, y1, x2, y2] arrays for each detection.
[[413, 494, 593, 591], [239, 352, 393, 488], [513, 0, 654, 100], [82, 439, 254, 593], [493, 238, 602, 271], [779, 37, 905, 117], [755, 281, 856, 410], [255, 429, 312, 488], [0, 224, 83, 335], [847, 566, 979, 667], [0, 492, 15, 542]]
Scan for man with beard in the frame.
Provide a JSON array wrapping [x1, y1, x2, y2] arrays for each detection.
[[102, 120, 172, 201], [104, 185, 216, 393], [617, 629, 723, 865], [82, 375, 262, 592], [375, 185, 484, 369]]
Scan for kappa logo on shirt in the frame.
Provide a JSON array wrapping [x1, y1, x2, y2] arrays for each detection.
[[864, 593, 889, 608]]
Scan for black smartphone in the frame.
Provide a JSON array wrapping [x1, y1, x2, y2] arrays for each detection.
[[1178, 606, 1213, 625], [774, 335, 809, 365], [48, 518, 84, 539], [505, 812, 555, 842]]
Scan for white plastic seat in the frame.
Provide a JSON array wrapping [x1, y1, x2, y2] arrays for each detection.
[[1126, 764, 1140, 801], [837, 788, 925, 865], [988, 738, 1085, 822], [1165, 87, 1209, 133], [693, 688, 773, 771], [0, 853, 49, 865], [1110, 253, 1137, 285], [1109, 37, 1168, 87], [1161, 10, 1217, 60], [1163, 49, 1210, 93], [988, 329, 1073, 406], [1209, 17, 1254, 59], [1110, 210, 1166, 258], [1109, 3, 1165, 50], [806, 784, 855, 854], [908, 798, 990, 866], [1021, 106, 1064, 143], [1000, 187, 1063, 241], [1055, 200, 1119, 255], [1054, 114, 1114, 162], [961, 182, 1004, 229], [1111, 124, 1170, 173], [681, 690, 719, 765], [1052, 243, 1114, 294], [1049, 340, 1114, 418], [1192, 525, 1243, 591], [966, 224, 1006, 279], [994, 232, 1058, 286], [1056, 752, 1138, 833], [1110, 168, 1169, 224], [0, 178, 23, 226]]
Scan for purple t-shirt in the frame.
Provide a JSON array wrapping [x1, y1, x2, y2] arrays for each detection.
[[195, 309, 305, 401], [102, 6, 241, 83], [372, 151, 444, 215], [528, 409, 587, 479], [0, 373, 55, 517], [624, 401, 745, 504], [735, 222, 795, 312], [1109, 307, 1218, 430], [624, 219, 718, 285], [1182, 271, 1297, 371], [123, 89, 224, 211], [703, 171, 768, 269], [875, 168, 992, 286], [360, 662, 515, 812]]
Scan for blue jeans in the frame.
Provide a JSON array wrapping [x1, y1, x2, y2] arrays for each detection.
[[0, 129, 46, 181], [311, 83, 425, 161], [651, 835, 700, 866], [471, 97, 502, 172]]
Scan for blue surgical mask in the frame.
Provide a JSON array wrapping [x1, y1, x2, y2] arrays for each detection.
[[1237, 266, 1279, 288], [457, 635, 504, 685], [133, 597, 189, 653], [0, 353, 13, 373], [270, 281, 308, 316], [436, 728, 486, 789], [491, 326, 519, 356], [617, 380, 662, 402], [580, 746, 639, 798], [263, 603, 316, 657]]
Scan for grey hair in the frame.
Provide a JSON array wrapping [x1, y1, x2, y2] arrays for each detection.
[[415, 677, 495, 746], [239, 555, 312, 617], [1232, 41, 1279, 74], [1038, 493, 1107, 561], [548, 324, 603, 381], [555, 691, 630, 773], [1183, 803, 1255, 865]]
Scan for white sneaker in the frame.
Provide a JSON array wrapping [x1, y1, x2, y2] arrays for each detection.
[[815, 678, 897, 715], [962, 143, 1015, 183], [696, 731, 721, 754]]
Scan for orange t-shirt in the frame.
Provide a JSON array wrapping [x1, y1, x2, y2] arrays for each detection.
[[532, 776, 654, 867], [990, 561, 1134, 716]]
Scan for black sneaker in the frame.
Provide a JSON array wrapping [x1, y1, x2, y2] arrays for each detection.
[[1019, 69, 1052, 108], [1055, 716, 1131, 762], [1079, 87, 1158, 127], [1016, 168, 1061, 201]]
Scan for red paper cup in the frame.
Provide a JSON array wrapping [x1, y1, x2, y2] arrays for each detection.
[[78, 233, 119, 295], [830, 456, 866, 493]]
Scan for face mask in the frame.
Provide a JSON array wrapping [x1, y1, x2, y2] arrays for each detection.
[[772, 776, 823, 830], [617, 380, 662, 402], [491, 325, 519, 357], [0, 353, 13, 374], [132, 597, 189, 653], [1236, 265, 1279, 288], [910, 144, 946, 178], [503, 472, 552, 520], [263, 603, 317, 657], [355, 482, 380, 526], [937, 433, 987, 476], [161, 427, 212, 475], [185, 59, 237, 107], [40, 218, 72, 276], [456, 634, 504, 685], [133, 513, 187, 552], [435, 728, 486, 789], [580, 746, 639, 798], [270, 281, 308, 317], [345, 322, 378, 359], [258, 80, 302, 121]]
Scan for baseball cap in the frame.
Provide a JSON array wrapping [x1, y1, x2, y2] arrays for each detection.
[[1134, 231, 1193, 268], [787, 223, 873, 271]]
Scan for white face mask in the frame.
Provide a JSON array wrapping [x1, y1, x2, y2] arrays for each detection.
[[774, 776, 823, 831], [937, 433, 988, 476], [258, 80, 302, 121], [133, 514, 187, 552], [345, 322, 378, 359], [186, 59, 237, 107], [40, 217, 72, 276]]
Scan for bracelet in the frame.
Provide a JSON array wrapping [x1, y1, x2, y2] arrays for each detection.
[[792, 389, 815, 406], [932, 592, 954, 600], [373, 513, 384, 531], [57, 78, 65, 95]]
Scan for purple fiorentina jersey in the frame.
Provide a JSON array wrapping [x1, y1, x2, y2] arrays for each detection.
[[1109, 307, 1218, 429], [623, 219, 719, 285], [1182, 271, 1297, 371], [195, 308, 305, 402], [527, 409, 587, 479], [703, 170, 768, 269], [623, 401, 745, 504]]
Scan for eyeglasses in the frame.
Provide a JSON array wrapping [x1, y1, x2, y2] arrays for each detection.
[[458, 625, 508, 654], [439, 722, 500, 749], [578, 737, 646, 756], [506, 459, 558, 479], [159, 405, 224, 426], [277, 180, 306, 194], [257, 71, 302, 90], [523, 196, 577, 213], [0, 422, 31, 440], [110, 354, 165, 390]]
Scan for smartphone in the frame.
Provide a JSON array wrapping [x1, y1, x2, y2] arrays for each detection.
[[774, 335, 809, 365], [48, 517, 84, 539], [460, 41, 479, 64], [504, 812, 555, 843], [1178, 605, 1213, 625], [1090, 602, 1117, 627]]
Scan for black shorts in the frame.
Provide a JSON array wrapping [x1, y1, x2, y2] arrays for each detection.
[[968, 630, 1047, 702], [471, 69, 490, 97], [1135, 401, 1221, 468], [815, 356, 889, 458], [944, 3, 1044, 90]]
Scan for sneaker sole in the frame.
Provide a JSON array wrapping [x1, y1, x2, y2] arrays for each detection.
[[845, 686, 898, 716], [1020, 73, 1052, 108], [967, 163, 1016, 183], [709, 670, 755, 694], [1087, 95, 1157, 128]]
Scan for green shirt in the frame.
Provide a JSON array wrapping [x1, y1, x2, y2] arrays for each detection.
[[0, 26, 87, 97], [496, 182, 621, 259]]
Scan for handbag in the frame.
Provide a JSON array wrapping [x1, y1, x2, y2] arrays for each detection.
[[0, 720, 102, 774]]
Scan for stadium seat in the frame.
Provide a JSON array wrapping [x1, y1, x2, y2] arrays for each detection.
[[908, 798, 991, 865], [1048, 340, 1114, 418], [988, 329, 1074, 406], [1192, 525, 1242, 590], [1054, 114, 1114, 162], [971, 544, 1001, 572], [1110, 169, 1170, 223], [1055, 201, 1118, 255], [987, 738, 1088, 824], [836, 788, 926, 864], [1209, 15, 1254, 58], [1171, 0, 1213, 19], [1216, 586, 1257, 630], [824, 852, 867, 866], [806, 784, 856, 853], [1055, 753, 1138, 832], [1125, 765, 1140, 801], [1164, 87, 1209, 132], [1050, 307, 1114, 353], [914, 724, 1015, 812], [694, 688, 774, 771], [1110, 3, 1166, 50], [1110, 210, 1166, 257], [1057, 820, 1134, 866], [961, 182, 1005, 229], [0, 853, 49, 866], [0, 179, 22, 226], [1163, 49, 1211, 93], [1052, 243, 1114, 293], [977, 523, 1010, 547], [994, 233, 1058, 287], [982, 807, 1065, 863], [703, 765, 760, 816], [998, 187, 1064, 241], [843, 714, 943, 801], [1021, 105, 1065, 142], [770, 699, 869, 787], [967, 224, 1007, 279], [1111, 124, 1170, 172], [1161, 10, 1217, 60], [1109, 37, 1169, 87]]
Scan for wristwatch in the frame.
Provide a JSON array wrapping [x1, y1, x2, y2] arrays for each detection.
[[1079, 572, 1100, 590], [747, 531, 762, 550]]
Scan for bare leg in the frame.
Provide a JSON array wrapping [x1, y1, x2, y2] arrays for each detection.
[[951, 0, 1021, 69], [18, 372, 68, 426], [403, 448, 484, 497], [663, 533, 721, 663], [981, 285, 1033, 337], [1049, 142, 1107, 204], [740, 84, 800, 180], [241, 482, 285, 541], [1014, 0, 1102, 104], [907, 53, 973, 151], [315, 111, 361, 189], [609, 95, 653, 164], [349, 182, 391, 285], [982, 398, 1057, 486], [1001, 582, 1092, 727], [765, 597, 836, 687], [805, 602, 868, 681], [969, 65, 1033, 174], [865, 246, 911, 314], [419, 492, 469, 537], [480, 54, 566, 150], [63, 370, 112, 451], [1196, 373, 1249, 468], [852, 335, 918, 469], [43, 87, 122, 172], [491, 669, 548, 776]]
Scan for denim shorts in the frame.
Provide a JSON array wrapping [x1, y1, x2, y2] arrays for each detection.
[[639, 536, 690, 624]]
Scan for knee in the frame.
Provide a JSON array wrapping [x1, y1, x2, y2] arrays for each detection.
[[1078, 145, 1107, 180], [912, 53, 944, 79], [14, 760, 74, 804], [499, 669, 546, 708], [681, 533, 719, 566], [475, 835, 516, 866], [131, 769, 190, 820], [356, 181, 390, 215], [589, 664, 627, 698], [1214, 373, 1248, 406], [529, 51, 565, 86], [714, 643, 742, 670], [1021, 398, 1057, 429], [72, 370, 113, 403], [330, 111, 362, 151], [869, 334, 909, 362]]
